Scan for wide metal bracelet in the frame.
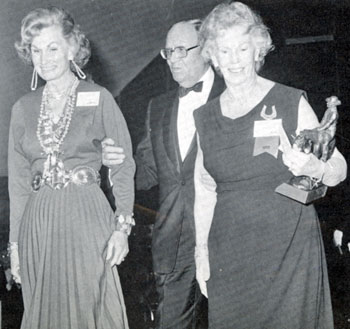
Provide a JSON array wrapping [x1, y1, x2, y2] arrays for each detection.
[[115, 214, 135, 236], [7, 242, 18, 256]]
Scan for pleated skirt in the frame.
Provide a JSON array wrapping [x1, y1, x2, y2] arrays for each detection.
[[18, 183, 129, 329]]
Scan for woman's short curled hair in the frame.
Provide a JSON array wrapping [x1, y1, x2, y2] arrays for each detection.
[[15, 6, 91, 70], [199, 2, 274, 71]]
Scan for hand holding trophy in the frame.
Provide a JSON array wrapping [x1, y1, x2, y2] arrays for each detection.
[[275, 96, 341, 204]]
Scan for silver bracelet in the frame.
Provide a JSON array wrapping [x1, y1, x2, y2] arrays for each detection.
[[116, 214, 135, 236], [7, 242, 18, 256]]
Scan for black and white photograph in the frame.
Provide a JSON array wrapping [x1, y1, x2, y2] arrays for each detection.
[[0, 0, 349, 328]]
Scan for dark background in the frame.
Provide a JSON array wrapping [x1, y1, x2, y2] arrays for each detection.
[[1, 1, 350, 328]]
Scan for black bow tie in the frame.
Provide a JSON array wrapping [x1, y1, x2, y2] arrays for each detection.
[[178, 81, 203, 98]]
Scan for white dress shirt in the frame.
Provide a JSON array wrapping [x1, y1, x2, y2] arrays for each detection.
[[177, 67, 215, 161]]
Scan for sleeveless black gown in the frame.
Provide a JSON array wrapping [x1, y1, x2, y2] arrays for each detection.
[[194, 83, 333, 329]]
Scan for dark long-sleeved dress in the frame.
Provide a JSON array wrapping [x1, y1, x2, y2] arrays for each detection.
[[8, 80, 135, 329], [193, 83, 333, 329]]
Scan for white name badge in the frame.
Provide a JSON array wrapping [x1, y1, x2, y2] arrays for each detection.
[[76, 92, 100, 107], [253, 119, 282, 138]]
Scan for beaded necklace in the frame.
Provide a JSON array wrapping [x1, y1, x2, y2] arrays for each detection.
[[46, 87, 70, 101], [36, 77, 80, 189]]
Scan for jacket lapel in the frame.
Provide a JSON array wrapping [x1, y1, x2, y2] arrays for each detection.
[[183, 131, 197, 164], [208, 73, 226, 101], [162, 89, 181, 173], [182, 73, 226, 162]]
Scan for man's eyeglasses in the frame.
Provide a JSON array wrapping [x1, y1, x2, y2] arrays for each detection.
[[160, 45, 199, 60]]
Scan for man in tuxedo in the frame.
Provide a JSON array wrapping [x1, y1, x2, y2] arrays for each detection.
[[103, 20, 225, 328]]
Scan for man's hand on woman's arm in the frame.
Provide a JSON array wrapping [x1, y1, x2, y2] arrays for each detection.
[[102, 138, 125, 166]]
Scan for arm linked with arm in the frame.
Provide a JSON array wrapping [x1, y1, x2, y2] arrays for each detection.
[[135, 99, 158, 191], [101, 89, 135, 218], [101, 89, 136, 266]]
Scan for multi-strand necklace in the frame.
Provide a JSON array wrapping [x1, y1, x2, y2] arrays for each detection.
[[36, 77, 79, 189]]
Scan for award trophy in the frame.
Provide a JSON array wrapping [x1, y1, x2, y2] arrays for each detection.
[[275, 96, 341, 204]]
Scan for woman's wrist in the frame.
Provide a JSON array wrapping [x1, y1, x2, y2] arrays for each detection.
[[115, 214, 135, 236]]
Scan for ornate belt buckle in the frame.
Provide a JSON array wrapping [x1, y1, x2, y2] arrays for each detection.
[[71, 166, 100, 186], [51, 169, 67, 190]]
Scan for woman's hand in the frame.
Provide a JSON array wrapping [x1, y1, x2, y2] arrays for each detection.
[[282, 147, 325, 179], [195, 245, 210, 298], [9, 242, 21, 284], [102, 138, 125, 167], [106, 231, 129, 267]]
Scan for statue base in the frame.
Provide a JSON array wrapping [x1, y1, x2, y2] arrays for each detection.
[[275, 183, 328, 204]]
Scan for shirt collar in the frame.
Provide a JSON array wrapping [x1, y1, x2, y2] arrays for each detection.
[[197, 66, 214, 89]]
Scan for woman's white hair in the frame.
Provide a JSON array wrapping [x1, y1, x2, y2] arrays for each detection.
[[199, 2, 274, 72]]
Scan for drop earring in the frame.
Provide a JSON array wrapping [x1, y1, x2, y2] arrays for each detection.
[[31, 68, 38, 91], [71, 60, 86, 79]]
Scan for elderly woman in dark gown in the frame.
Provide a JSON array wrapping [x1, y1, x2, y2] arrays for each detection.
[[193, 2, 347, 329]]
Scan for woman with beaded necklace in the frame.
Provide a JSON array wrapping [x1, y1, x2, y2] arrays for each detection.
[[8, 7, 134, 329]]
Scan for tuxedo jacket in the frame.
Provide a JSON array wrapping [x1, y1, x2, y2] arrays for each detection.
[[135, 74, 225, 273]]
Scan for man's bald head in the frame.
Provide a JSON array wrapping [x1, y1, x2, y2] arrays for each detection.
[[165, 20, 209, 88]]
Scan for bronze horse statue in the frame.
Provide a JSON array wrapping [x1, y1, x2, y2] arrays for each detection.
[[290, 96, 341, 190]]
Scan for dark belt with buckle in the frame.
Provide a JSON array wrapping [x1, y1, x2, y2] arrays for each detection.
[[31, 165, 101, 192]]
